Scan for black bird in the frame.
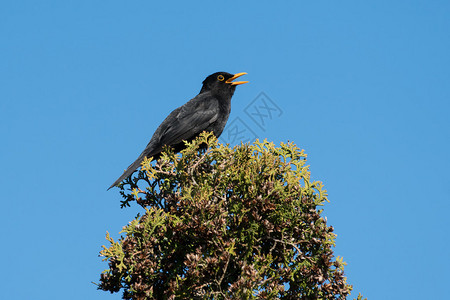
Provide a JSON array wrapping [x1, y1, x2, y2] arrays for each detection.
[[108, 72, 248, 190]]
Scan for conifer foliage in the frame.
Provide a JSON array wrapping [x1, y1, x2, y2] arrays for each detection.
[[99, 132, 362, 299]]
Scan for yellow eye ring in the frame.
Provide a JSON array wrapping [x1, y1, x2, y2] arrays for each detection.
[[217, 75, 225, 81]]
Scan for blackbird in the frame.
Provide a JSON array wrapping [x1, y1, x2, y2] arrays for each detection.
[[108, 71, 248, 190]]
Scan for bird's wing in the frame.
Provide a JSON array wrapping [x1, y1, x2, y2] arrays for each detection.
[[157, 93, 220, 147]]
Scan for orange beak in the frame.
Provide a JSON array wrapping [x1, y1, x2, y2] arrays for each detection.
[[225, 72, 249, 86]]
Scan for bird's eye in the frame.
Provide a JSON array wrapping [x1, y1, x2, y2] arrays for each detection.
[[217, 75, 225, 81]]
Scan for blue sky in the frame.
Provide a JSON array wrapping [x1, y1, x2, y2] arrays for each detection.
[[1, 1, 449, 299]]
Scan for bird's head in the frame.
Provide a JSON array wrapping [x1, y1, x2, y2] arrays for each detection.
[[200, 72, 248, 97]]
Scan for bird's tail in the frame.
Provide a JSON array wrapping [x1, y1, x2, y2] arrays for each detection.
[[107, 155, 145, 190]]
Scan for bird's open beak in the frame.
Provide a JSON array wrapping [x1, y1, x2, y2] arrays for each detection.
[[226, 72, 249, 86]]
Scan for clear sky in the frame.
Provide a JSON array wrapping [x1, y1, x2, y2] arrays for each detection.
[[1, 1, 449, 299]]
